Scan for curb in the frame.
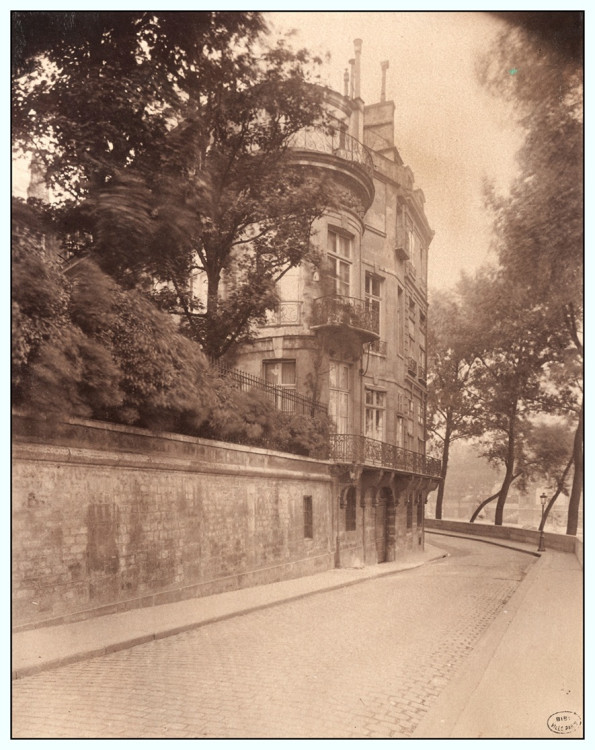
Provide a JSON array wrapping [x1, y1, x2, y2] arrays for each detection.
[[12, 550, 448, 680], [425, 529, 541, 557]]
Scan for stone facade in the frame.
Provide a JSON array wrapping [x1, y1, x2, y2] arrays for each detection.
[[227, 41, 440, 559]]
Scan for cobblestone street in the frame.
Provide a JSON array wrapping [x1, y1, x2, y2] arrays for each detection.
[[12, 537, 534, 738]]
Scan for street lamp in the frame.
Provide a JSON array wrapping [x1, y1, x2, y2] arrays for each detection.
[[537, 492, 547, 552]]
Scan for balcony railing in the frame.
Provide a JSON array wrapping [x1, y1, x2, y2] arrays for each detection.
[[311, 295, 380, 342], [418, 364, 426, 383], [289, 128, 374, 176], [407, 357, 418, 377], [330, 434, 442, 478]]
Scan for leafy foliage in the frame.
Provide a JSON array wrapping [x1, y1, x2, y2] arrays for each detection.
[[457, 267, 570, 524], [199, 378, 331, 458], [426, 289, 478, 518], [13, 11, 333, 359], [477, 14, 583, 532], [13, 198, 331, 456], [12, 198, 213, 429]]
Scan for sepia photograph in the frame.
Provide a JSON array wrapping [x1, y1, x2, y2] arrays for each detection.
[[11, 10, 583, 739]]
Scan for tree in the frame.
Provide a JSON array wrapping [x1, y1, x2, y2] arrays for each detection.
[[458, 267, 567, 526], [478, 13, 583, 533], [523, 420, 575, 531], [12, 198, 214, 431], [426, 289, 478, 519], [12, 11, 333, 360]]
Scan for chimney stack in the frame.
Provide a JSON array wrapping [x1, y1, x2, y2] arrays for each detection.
[[343, 68, 349, 97], [353, 39, 362, 99], [380, 60, 389, 102]]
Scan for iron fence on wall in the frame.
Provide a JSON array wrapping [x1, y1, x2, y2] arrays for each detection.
[[216, 364, 327, 419]]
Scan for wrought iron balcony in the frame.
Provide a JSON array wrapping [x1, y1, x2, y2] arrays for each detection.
[[311, 295, 380, 343], [289, 128, 374, 177], [407, 357, 418, 377], [418, 364, 426, 383], [329, 434, 442, 478]]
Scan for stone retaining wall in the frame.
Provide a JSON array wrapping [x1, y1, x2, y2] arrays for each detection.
[[425, 518, 581, 558], [12, 415, 334, 630]]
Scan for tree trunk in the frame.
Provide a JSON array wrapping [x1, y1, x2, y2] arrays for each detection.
[[494, 467, 514, 526], [204, 269, 222, 360], [566, 399, 583, 535], [435, 421, 452, 520], [494, 406, 517, 526], [470, 472, 522, 522], [540, 457, 573, 531]]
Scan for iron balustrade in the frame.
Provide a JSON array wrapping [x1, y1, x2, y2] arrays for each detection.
[[311, 295, 380, 338], [216, 364, 327, 419], [329, 434, 442, 478], [418, 364, 426, 383], [289, 128, 374, 176]]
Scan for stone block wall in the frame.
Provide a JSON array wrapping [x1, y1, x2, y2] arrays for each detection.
[[12, 415, 333, 630], [425, 518, 579, 554]]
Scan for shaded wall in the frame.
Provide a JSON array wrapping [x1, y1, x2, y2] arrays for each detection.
[[12, 415, 333, 630]]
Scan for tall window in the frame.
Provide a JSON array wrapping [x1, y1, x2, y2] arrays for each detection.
[[365, 389, 385, 442], [365, 272, 382, 331], [329, 361, 350, 434], [407, 399, 414, 450], [263, 360, 296, 412], [327, 229, 352, 297], [303, 496, 313, 539], [396, 416, 404, 448], [398, 287, 404, 355]]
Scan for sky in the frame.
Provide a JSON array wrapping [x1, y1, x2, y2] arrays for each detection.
[[266, 11, 524, 291]]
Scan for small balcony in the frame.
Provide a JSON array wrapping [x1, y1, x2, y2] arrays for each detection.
[[311, 295, 380, 344], [289, 128, 374, 177], [407, 357, 418, 377], [329, 434, 442, 479], [418, 364, 426, 383]]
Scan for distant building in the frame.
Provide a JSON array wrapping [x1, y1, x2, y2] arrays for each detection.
[[229, 41, 441, 566]]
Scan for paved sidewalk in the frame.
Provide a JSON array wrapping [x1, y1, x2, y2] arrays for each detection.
[[12, 544, 447, 680], [414, 543, 583, 738]]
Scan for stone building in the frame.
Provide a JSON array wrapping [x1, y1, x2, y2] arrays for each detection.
[[229, 41, 441, 567]]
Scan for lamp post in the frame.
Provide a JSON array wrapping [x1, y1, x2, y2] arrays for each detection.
[[537, 492, 547, 552]]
